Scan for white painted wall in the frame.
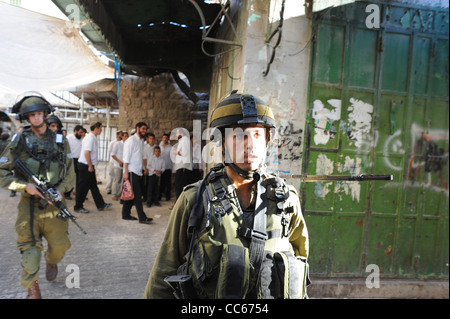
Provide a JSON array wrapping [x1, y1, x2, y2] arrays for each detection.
[[208, 0, 313, 188]]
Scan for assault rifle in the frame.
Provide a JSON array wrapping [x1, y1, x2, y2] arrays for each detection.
[[280, 174, 393, 182], [15, 159, 87, 235]]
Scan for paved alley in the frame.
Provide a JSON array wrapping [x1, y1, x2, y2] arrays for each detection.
[[0, 181, 173, 299]]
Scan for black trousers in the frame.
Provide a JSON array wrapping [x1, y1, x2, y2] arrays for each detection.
[[122, 172, 148, 221], [175, 168, 193, 199], [159, 169, 172, 200], [75, 162, 105, 210], [147, 174, 160, 205]]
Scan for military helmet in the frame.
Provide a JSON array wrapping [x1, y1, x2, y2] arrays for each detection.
[[210, 92, 276, 130], [47, 115, 63, 129], [12, 92, 54, 122]]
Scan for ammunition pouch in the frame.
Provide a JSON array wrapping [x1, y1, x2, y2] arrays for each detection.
[[215, 244, 250, 299], [24, 157, 40, 176], [260, 251, 310, 299], [174, 166, 310, 299]]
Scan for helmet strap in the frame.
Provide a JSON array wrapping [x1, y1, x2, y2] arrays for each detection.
[[30, 121, 46, 129], [226, 162, 259, 180]]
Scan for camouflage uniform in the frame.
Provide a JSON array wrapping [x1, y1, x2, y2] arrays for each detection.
[[0, 95, 75, 292], [144, 93, 310, 299]]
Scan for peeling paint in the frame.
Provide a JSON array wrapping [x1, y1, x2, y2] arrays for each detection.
[[312, 99, 341, 145], [347, 98, 373, 148], [314, 154, 334, 198], [385, 245, 393, 256], [335, 156, 362, 202]]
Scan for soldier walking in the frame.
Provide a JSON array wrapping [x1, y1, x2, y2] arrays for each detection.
[[0, 93, 75, 299]]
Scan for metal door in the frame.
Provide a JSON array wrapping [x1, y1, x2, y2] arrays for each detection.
[[304, 1, 448, 279]]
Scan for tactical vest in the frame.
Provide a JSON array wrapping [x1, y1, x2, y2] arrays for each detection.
[[180, 164, 310, 299], [10, 127, 67, 188]]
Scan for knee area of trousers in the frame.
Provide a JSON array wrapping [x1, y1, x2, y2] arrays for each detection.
[[22, 247, 42, 274]]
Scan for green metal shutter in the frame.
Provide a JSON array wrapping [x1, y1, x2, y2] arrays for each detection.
[[304, 1, 449, 279]]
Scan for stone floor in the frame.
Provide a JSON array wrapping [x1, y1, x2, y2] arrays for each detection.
[[0, 178, 174, 299]]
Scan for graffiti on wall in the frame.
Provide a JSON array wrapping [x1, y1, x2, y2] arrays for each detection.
[[267, 96, 304, 174], [384, 123, 449, 195], [311, 98, 449, 201]]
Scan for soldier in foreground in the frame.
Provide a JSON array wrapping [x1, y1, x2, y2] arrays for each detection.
[[144, 92, 309, 299], [0, 93, 75, 299]]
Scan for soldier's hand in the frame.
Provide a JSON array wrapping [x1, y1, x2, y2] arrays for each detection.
[[25, 183, 45, 199]]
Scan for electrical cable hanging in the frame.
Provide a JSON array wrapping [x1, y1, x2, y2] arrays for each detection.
[[263, 0, 286, 77], [189, 0, 242, 58]]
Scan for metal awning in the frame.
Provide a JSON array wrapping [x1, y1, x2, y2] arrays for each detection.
[[68, 79, 118, 109], [51, 0, 225, 93]]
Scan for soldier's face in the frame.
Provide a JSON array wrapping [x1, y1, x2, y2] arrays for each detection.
[[49, 123, 59, 132], [28, 111, 45, 127], [224, 125, 267, 171]]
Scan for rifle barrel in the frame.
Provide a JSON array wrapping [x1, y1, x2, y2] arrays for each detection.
[[282, 174, 393, 182], [71, 218, 88, 235], [15, 159, 87, 235]]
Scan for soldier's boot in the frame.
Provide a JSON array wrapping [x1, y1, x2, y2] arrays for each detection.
[[26, 281, 42, 299], [46, 262, 58, 281]]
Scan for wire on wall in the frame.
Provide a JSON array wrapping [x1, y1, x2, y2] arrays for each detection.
[[263, 0, 286, 77]]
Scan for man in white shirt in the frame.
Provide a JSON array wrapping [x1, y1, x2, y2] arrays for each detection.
[[159, 133, 172, 201], [74, 122, 112, 214], [65, 125, 84, 199], [172, 128, 193, 199], [122, 122, 153, 224], [106, 131, 122, 194], [110, 131, 128, 200]]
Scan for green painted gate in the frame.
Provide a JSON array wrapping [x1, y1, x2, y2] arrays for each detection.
[[303, 1, 449, 279]]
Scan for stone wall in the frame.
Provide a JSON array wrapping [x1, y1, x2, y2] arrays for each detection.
[[117, 73, 208, 140]]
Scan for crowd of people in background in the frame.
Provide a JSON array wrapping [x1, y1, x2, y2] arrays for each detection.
[[0, 118, 205, 225]]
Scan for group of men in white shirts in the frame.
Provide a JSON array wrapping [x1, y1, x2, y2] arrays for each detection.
[[67, 121, 201, 224]]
